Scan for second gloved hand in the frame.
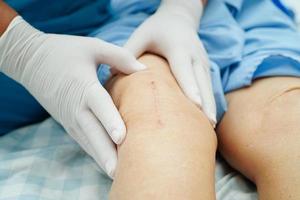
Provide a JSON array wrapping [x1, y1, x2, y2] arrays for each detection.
[[0, 17, 146, 178], [125, 0, 216, 125]]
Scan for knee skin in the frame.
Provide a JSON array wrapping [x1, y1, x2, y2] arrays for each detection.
[[217, 77, 300, 182], [107, 54, 217, 200], [107, 54, 215, 140]]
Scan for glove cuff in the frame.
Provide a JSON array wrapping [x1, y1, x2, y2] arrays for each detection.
[[0, 16, 44, 83], [0, 16, 23, 37], [159, 0, 203, 28], [0, 16, 24, 74]]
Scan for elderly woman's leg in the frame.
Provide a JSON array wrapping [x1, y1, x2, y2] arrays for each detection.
[[106, 54, 217, 200], [217, 77, 300, 200]]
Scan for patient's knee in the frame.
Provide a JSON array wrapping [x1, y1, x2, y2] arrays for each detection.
[[218, 77, 300, 179], [259, 86, 300, 136], [107, 54, 206, 130], [219, 77, 300, 141], [252, 85, 300, 151], [251, 86, 300, 180]]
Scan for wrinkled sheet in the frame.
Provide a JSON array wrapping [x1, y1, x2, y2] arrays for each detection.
[[283, 0, 300, 25], [0, 118, 257, 200]]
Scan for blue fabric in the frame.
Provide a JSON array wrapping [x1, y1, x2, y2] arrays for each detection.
[[0, 74, 48, 134], [4, 0, 111, 35], [1, 0, 300, 134], [272, 0, 295, 19], [95, 0, 300, 121], [222, 0, 300, 92]]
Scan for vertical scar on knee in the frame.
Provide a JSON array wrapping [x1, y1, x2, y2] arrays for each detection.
[[150, 80, 164, 128]]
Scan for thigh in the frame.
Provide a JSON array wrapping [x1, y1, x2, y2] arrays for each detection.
[[217, 76, 300, 182]]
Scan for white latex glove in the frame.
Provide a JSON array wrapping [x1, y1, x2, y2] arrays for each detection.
[[0, 16, 146, 178], [125, 0, 217, 125]]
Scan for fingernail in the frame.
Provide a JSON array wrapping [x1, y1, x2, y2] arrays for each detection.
[[105, 160, 116, 179], [112, 129, 125, 144], [208, 113, 217, 128], [194, 95, 203, 108], [135, 61, 147, 71], [210, 119, 217, 128]]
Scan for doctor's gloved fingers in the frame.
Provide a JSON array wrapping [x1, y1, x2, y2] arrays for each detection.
[[66, 126, 117, 178], [93, 39, 146, 74], [67, 127, 95, 157], [77, 110, 118, 179], [168, 52, 203, 107], [193, 60, 217, 125], [124, 29, 149, 58], [86, 83, 126, 145]]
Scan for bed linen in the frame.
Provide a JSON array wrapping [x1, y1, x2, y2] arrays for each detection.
[[0, 118, 257, 200]]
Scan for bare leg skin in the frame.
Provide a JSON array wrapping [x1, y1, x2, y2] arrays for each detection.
[[217, 77, 300, 200], [106, 54, 217, 200]]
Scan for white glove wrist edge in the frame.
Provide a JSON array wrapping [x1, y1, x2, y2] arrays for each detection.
[[0, 16, 44, 82], [0, 15, 23, 40], [159, 0, 203, 28], [0, 16, 24, 72]]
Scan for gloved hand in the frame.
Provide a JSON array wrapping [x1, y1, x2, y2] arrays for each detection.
[[0, 16, 146, 178], [125, 0, 216, 125]]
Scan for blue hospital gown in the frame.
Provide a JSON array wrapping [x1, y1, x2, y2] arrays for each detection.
[[1, 0, 300, 134]]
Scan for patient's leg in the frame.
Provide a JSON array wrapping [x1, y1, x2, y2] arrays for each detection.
[[217, 77, 300, 200], [106, 54, 217, 200]]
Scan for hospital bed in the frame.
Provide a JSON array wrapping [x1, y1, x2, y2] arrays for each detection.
[[0, 0, 300, 199], [0, 118, 257, 200]]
